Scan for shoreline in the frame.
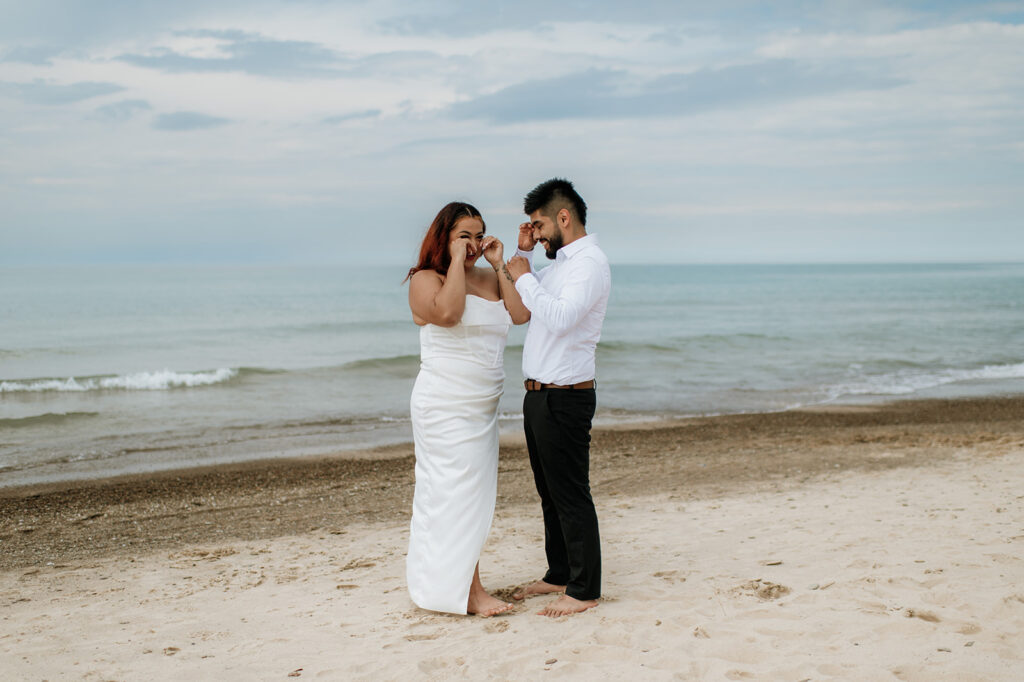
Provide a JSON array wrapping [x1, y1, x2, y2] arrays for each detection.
[[1, 395, 1022, 679], [3, 395, 1022, 572], [4, 387, 1022, 494], [5, 381, 1024, 491]]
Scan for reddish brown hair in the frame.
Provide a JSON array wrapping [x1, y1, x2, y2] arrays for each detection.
[[405, 201, 485, 282]]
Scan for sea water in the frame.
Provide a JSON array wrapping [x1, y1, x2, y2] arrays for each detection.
[[2, 262, 1023, 486]]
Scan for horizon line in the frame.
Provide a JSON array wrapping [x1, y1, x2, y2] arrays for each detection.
[[4, 259, 1024, 268]]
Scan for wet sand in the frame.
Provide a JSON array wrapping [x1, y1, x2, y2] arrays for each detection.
[[1, 397, 1023, 679]]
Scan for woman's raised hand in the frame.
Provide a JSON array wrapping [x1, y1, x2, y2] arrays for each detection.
[[481, 236, 504, 266], [449, 236, 472, 263]]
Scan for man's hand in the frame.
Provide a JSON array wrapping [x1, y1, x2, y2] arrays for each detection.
[[507, 255, 531, 281], [481, 236, 504, 267], [517, 222, 536, 252]]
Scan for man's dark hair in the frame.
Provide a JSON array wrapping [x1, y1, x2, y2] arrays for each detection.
[[523, 178, 587, 226]]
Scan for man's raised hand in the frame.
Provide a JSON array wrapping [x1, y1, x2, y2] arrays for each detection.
[[518, 222, 536, 252]]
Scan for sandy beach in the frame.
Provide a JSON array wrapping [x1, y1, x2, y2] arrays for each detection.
[[2, 397, 1023, 680]]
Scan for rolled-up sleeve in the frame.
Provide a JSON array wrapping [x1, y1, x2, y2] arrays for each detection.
[[515, 256, 606, 336]]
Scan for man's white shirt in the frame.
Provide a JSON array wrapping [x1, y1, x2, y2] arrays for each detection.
[[514, 234, 611, 385]]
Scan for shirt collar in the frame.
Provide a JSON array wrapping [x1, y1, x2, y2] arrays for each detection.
[[556, 233, 598, 262]]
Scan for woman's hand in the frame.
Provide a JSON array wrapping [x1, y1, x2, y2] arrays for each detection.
[[449, 236, 471, 264], [481, 236, 504, 267], [507, 255, 531, 281]]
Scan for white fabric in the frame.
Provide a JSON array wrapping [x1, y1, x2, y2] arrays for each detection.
[[514, 234, 611, 384], [406, 294, 512, 614]]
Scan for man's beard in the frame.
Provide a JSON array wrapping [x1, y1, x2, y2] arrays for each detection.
[[543, 231, 563, 259]]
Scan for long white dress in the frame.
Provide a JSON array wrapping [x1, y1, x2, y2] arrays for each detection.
[[406, 294, 512, 614]]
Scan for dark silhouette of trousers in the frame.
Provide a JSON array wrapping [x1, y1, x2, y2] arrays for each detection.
[[523, 388, 601, 601]]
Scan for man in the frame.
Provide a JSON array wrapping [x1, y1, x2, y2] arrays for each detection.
[[505, 178, 611, 617]]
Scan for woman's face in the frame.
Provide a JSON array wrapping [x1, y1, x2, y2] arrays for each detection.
[[449, 216, 485, 267]]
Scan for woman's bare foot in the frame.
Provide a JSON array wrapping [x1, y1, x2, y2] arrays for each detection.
[[537, 594, 598, 617], [467, 591, 514, 617], [511, 580, 565, 601]]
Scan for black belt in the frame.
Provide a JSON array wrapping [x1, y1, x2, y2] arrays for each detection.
[[524, 379, 595, 391]]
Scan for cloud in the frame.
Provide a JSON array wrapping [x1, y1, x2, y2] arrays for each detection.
[[374, 0, 1014, 38], [450, 59, 907, 123], [116, 30, 454, 82], [0, 79, 125, 105], [1, 45, 63, 65], [118, 30, 345, 77], [375, 0, 791, 37], [625, 198, 985, 217], [2, 3, 1021, 265], [0, 0, 254, 45], [94, 99, 153, 121], [322, 109, 381, 124], [153, 111, 230, 130]]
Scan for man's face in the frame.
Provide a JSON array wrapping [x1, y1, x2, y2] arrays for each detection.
[[528, 209, 563, 260]]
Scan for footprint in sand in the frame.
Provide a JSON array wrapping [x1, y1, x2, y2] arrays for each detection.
[[418, 657, 452, 674], [733, 579, 791, 601], [341, 558, 378, 571], [652, 570, 686, 583], [904, 608, 941, 623]]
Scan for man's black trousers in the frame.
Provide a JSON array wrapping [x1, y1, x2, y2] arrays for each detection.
[[523, 387, 601, 601]]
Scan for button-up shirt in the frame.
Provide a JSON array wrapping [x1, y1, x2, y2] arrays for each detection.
[[514, 234, 611, 385]]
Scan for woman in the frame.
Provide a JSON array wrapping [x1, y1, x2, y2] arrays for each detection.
[[405, 201, 530, 616]]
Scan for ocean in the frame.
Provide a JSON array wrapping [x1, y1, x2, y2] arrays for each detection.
[[2, 262, 1023, 487]]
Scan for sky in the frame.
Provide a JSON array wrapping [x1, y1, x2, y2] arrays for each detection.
[[1, 0, 1022, 265]]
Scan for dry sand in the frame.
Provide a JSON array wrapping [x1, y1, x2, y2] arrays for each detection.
[[1, 397, 1023, 680]]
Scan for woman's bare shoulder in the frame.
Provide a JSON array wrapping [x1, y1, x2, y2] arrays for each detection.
[[409, 269, 444, 288]]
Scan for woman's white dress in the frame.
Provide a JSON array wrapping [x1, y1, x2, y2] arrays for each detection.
[[407, 294, 512, 614]]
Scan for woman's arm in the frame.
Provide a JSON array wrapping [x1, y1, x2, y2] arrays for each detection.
[[482, 236, 530, 324], [408, 238, 470, 326]]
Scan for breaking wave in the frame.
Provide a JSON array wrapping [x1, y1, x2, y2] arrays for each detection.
[[0, 368, 240, 393]]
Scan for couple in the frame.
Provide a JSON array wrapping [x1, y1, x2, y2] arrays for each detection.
[[405, 178, 611, 618]]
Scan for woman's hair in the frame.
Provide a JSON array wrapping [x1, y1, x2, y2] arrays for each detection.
[[405, 201, 484, 282]]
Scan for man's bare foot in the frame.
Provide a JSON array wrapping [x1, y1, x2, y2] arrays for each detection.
[[467, 591, 514, 617], [537, 594, 598, 617], [511, 580, 565, 601]]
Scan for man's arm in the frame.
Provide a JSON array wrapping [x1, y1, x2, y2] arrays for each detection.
[[513, 256, 608, 335]]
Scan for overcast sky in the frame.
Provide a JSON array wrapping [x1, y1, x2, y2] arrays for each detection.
[[2, 0, 1022, 265]]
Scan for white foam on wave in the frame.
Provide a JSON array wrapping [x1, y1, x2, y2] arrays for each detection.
[[828, 361, 1024, 399], [0, 368, 238, 393]]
